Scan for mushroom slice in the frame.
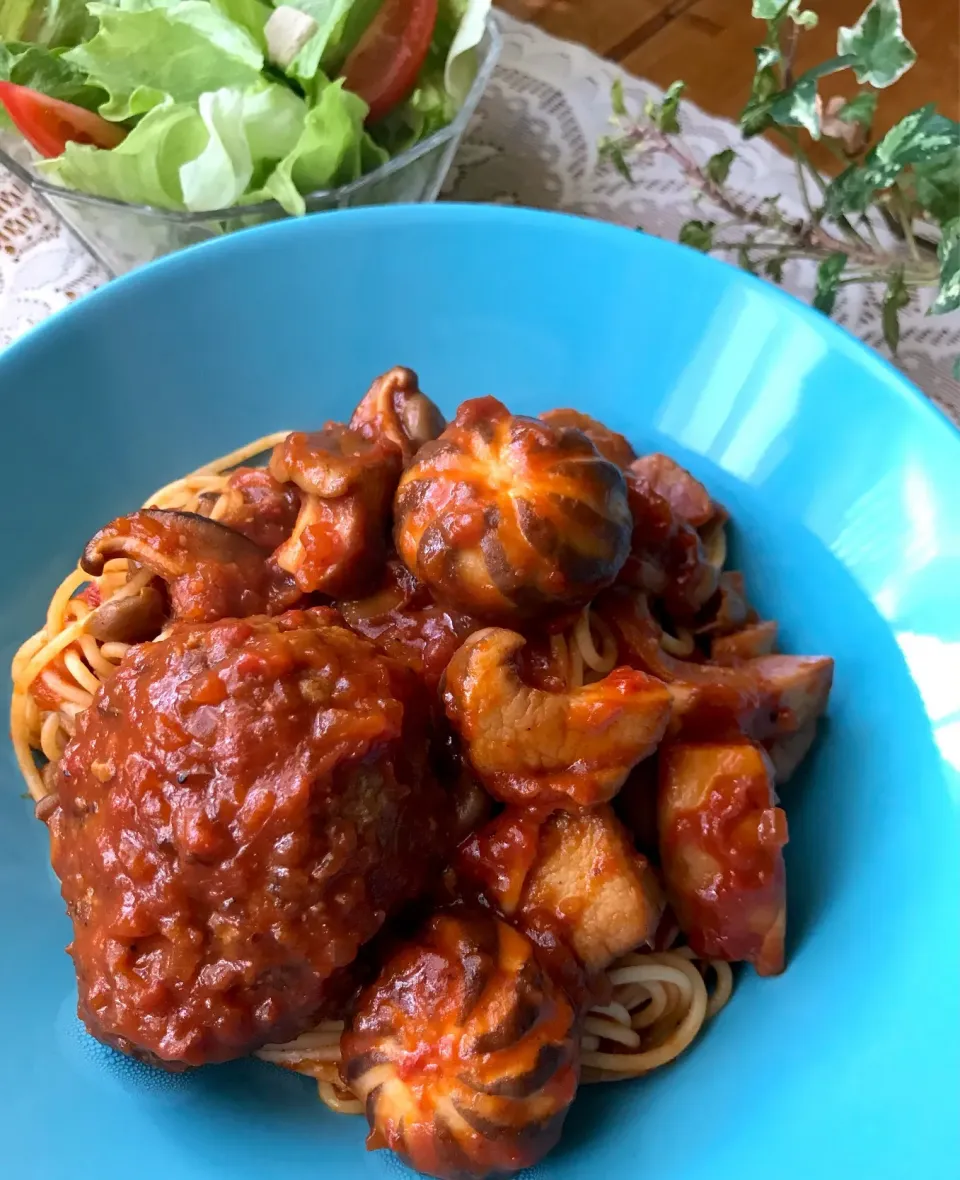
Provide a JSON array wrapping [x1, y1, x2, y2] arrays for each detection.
[[270, 423, 402, 596], [459, 805, 663, 973], [658, 740, 787, 976], [81, 509, 269, 623], [349, 366, 446, 465], [85, 583, 167, 644], [629, 453, 714, 528], [443, 627, 672, 807], [539, 408, 636, 470]]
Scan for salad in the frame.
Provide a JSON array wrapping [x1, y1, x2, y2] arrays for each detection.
[[0, 0, 491, 214]]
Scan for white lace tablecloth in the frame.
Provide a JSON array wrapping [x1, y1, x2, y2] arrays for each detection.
[[2, 11, 959, 424]]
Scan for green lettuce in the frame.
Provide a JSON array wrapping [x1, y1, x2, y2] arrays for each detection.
[[179, 81, 305, 208], [260, 77, 382, 213], [281, 0, 381, 84], [0, 0, 95, 48], [37, 99, 208, 206], [64, 0, 264, 119], [0, 40, 106, 109]]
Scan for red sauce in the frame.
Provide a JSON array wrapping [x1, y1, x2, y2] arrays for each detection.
[[658, 741, 787, 974], [44, 608, 450, 1065]]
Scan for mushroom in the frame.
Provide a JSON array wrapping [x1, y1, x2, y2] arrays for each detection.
[[597, 589, 832, 751], [81, 509, 270, 623], [269, 423, 402, 596], [658, 740, 787, 976], [442, 627, 672, 807], [711, 619, 779, 664], [619, 458, 720, 619], [341, 909, 580, 1180], [394, 396, 633, 622], [459, 805, 664, 973], [85, 583, 167, 644], [349, 366, 446, 466], [538, 408, 636, 469], [628, 453, 714, 528]]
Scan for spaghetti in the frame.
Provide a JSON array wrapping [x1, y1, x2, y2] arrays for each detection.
[[258, 940, 734, 1112], [9, 418, 746, 1126], [8, 431, 289, 802]]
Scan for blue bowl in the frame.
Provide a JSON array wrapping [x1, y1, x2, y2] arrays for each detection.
[[1, 205, 958, 1180]]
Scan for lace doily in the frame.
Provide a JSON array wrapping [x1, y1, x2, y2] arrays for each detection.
[[2, 11, 958, 424]]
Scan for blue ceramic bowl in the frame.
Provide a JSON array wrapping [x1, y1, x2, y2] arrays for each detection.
[[1, 206, 958, 1180]]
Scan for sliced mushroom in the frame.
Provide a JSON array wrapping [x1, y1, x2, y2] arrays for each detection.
[[539, 408, 637, 469], [629, 453, 714, 528], [349, 366, 446, 466], [442, 626, 672, 807], [659, 740, 787, 976], [711, 619, 779, 664], [85, 583, 167, 644], [597, 588, 832, 749], [81, 509, 269, 623], [459, 805, 663, 973], [620, 461, 719, 619], [269, 423, 401, 596]]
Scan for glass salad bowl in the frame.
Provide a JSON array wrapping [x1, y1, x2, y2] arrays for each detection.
[[0, 18, 501, 277]]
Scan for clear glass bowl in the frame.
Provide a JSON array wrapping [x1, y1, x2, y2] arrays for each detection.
[[0, 19, 501, 276]]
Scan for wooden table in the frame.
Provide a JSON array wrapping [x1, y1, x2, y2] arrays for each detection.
[[499, 0, 959, 169]]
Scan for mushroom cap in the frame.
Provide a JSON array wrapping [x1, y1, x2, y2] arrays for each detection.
[[443, 626, 672, 807], [80, 509, 270, 623], [539, 408, 636, 470], [342, 909, 579, 1180], [394, 397, 633, 622], [349, 366, 446, 466]]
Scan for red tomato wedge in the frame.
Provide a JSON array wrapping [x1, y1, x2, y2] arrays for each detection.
[[341, 0, 439, 123], [0, 83, 126, 158]]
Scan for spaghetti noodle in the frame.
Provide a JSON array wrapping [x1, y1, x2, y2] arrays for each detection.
[[10, 415, 753, 1131], [257, 939, 734, 1112], [8, 431, 289, 802]]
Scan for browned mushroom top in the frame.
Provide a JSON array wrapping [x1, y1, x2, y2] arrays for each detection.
[[269, 424, 402, 597], [348, 365, 446, 466], [341, 909, 580, 1180], [394, 397, 633, 622], [442, 627, 672, 807], [80, 509, 272, 624], [539, 408, 637, 470]]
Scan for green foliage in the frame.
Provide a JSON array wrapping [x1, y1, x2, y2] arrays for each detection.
[[813, 253, 848, 314], [838, 0, 917, 88], [882, 269, 910, 352], [604, 0, 958, 365], [678, 220, 715, 252]]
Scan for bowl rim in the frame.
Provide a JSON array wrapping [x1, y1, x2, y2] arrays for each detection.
[[0, 18, 502, 222], [3, 201, 957, 449]]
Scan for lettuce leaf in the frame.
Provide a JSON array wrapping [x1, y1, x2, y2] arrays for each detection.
[[179, 81, 305, 209], [64, 0, 264, 119], [37, 100, 208, 206], [0, 0, 96, 48], [260, 77, 382, 213], [0, 41, 106, 110], [209, 0, 272, 50], [281, 0, 382, 84]]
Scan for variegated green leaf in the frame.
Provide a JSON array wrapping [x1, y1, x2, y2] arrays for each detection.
[[931, 218, 960, 315], [838, 0, 916, 88]]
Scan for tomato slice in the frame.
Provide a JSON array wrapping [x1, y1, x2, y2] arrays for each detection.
[[0, 83, 126, 159], [341, 0, 439, 124]]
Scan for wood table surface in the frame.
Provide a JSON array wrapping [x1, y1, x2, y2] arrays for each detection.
[[499, 0, 959, 171]]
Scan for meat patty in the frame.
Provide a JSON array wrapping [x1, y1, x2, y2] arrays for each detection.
[[43, 608, 448, 1067]]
